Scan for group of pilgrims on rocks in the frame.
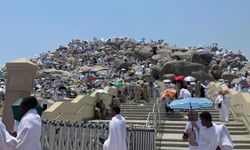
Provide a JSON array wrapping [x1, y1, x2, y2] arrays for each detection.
[[0, 37, 249, 113], [0, 37, 249, 150]]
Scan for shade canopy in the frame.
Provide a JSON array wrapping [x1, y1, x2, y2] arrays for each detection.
[[174, 75, 186, 81], [184, 76, 196, 82], [169, 98, 214, 110]]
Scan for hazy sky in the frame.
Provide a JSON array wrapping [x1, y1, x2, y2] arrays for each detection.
[[1, 0, 250, 67]]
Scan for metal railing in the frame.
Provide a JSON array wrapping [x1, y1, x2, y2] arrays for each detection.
[[41, 120, 155, 150], [146, 97, 163, 136]]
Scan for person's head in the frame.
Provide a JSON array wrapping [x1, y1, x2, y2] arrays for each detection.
[[187, 111, 198, 121], [20, 96, 38, 117], [200, 111, 213, 128], [111, 104, 120, 117]]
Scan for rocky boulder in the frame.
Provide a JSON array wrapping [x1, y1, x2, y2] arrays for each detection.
[[150, 67, 161, 79], [190, 70, 214, 82], [229, 61, 244, 70], [210, 64, 219, 70], [142, 74, 155, 82], [160, 61, 207, 76], [191, 52, 213, 66], [113, 60, 132, 70], [230, 53, 247, 61], [134, 46, 153, 60], [211, 70, 223, 80], [221, 72, 239, 82], [218, 59, 228, 68], [239, 64, 250, 74], [171, 50, 194, 61], [171, 48, 189, 53], [162, 74, 176, 80]]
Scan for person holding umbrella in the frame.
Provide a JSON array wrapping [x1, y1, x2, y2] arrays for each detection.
[[183, 111, 203, 150]]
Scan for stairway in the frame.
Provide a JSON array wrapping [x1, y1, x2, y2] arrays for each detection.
[[120, 101, 155, 124], [156, 108, 250, 150], [120, 101, 250, 150]]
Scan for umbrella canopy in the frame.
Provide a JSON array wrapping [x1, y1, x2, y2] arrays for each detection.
[[174, 75, 186, 81], [163, 79, 172, 83], [184, 76, 196, 82], [161, 88, 176, 97], [112, 82, 123, 88], [169, 98, 214, 110]]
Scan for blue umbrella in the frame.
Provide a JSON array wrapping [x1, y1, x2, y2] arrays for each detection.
[[169, 98, 214, 110]]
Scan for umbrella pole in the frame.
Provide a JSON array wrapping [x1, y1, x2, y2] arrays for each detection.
[[189, 103, 194, 132]]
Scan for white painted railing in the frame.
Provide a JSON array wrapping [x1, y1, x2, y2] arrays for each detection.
[[146, 97, 163, 136], [41, 120, 155, 150]]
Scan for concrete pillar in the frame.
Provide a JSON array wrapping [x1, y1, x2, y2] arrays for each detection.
[[2, 58, 38, 131]]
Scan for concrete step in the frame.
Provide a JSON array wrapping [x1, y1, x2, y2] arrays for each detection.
[[161, 120, 244, 125], [156, 141, 250, 149], [158, 128, 248, 135], [159, 125, 247, 131], [120, 111, 152, 115], [161, 117, 234, 122], [121, 101, 250, 150], [121, 113, 233, 120], [122, 116, 235, 122], [122, 115, 235, 122], [156, 147, 186, 150], [121, 107, 153, 110], [157, 134, 250, 144], [156, 133, 250, 150]]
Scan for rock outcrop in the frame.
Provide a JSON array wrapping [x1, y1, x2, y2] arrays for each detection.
[[161, 61, 207, 76]]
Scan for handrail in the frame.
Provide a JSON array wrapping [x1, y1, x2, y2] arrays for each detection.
[[146, 97, 163, 137]]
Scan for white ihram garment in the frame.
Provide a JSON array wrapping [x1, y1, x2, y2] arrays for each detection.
[[0, 109, 42, 150], [103, 114, 127, 150], [179, 88, 191, 98], [184, 120, 203, 150], [198, 123, 233, 150], [215, 95, 231, 122]]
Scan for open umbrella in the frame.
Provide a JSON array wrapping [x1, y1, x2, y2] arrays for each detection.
[[112, 82, 123, 88], [184, 76, 196, 82], [163, 79, 171, 83], [174, 75, 186, 81], [161, 88, 176, 97], [169, 98, 214, 110]]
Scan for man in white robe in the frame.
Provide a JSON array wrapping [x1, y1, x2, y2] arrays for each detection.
[[196, 111, 233, 150], [103, 104, 127, 150], [215, 91, 231, 122], [179, 86, 191, 99], [0, 96, 42, 150]]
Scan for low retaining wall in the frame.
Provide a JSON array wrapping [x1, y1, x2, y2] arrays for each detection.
[[42, 86, 117, 121], [207, 82, 250, 132]]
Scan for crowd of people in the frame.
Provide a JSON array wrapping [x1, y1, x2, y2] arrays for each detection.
[[0, 38, 249, 150], [0, 38, 248, 103]]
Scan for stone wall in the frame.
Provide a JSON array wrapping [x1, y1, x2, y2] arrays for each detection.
[[207, 82, 250, 132], [42, 86, 117, 121]]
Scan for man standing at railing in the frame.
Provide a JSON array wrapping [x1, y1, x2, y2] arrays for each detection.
[[103, 104, 127, 150]]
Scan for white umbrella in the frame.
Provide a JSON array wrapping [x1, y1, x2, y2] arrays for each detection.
[[163, 79, 171, 83], [184, 76, 196, 82], [232, 68, 239, 71]]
